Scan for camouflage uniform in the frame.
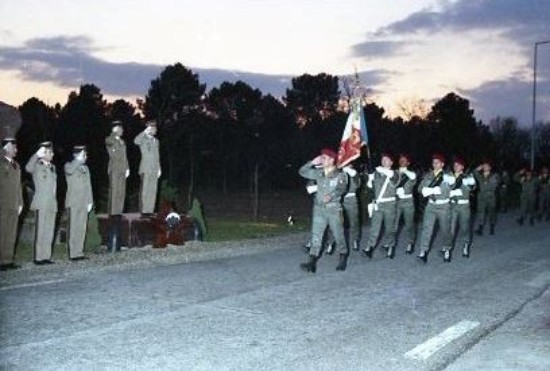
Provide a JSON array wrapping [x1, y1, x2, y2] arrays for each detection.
[[515, 171, 539, 225], [0, 152, 23, 268], [474, 170, 500, 235], [342, 169, 361, 250], [394, 167, 417, 253], [537, 172, 550, 221], [450, 172, 475, 257]]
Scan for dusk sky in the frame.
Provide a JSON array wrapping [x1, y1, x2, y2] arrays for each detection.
[[1, 0, 549, 125]]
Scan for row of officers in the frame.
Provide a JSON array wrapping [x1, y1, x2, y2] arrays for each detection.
[[0, 120, 160, 270], [299, 149, 549, 273]]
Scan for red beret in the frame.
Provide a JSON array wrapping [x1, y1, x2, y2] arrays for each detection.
[[453, 157, 466, 167], [432, 153, 445, 163], [321, 148, 338, 160]]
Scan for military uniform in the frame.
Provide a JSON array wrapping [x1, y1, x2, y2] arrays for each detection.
[[395, 166, 417, 254], [449, 170, 475, 258], [474, 170, 500, 235], [515, 170, 539, 225], [0, 139, 23, 269], [105, 131, 129, 215], [364, 166, 400, 258], [538, 170, 550, 221], [498, 171, 511, 213], [26, 147, 57, 263], [417, 168, 454, 262], [64, 147, 93, 260], [134, 126, 161, 214], [299, 153, 348, 272], [342, 167, 361, 250]]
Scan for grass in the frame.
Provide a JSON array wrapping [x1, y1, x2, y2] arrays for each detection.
[[205, 218, 308, 242], [14, 240, 103, 264]]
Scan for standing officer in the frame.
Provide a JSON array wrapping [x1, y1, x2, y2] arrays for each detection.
[[105, 120, 129, 215], [449, 158, 476, 260], [64, 146, 93, 260], [342, 164, 362, 251], [299, 149, 348, 273], [362, 153, 400, 259], [394, 154, 417, 255], [417, 153, 454, 263], [537, 167, 550, 221], [134, 120, 161, 215], [26, 142, 57, 264], [474, 160, 500, 236], [0, 138, 23, 270], [515, 168, 539, 226]]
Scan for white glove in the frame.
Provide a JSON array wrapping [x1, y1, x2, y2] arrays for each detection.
[[421, 187, 433, 197], [403, 169, 416, 180], [306, 185, 318, 194], [463, 176, 475, 186], [396, 187, 405, 198], [158, 169, 162, 178], [432, 186, 442, 195], [367, 173, 374, 188], [87, 204, 93, 213], [36, 147, 47, 158], [450, 189, 463, 197], [343, 166, 357, 177], [376, 166, 393, 177], [125, 169, 130, 178], [18, 205, 23, 215], [443, 174, 455, 186]]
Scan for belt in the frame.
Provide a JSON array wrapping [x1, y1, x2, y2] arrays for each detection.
[[344, 193, 356, 198], [429, 199, 449, 205], [377, 197, 396, 203], [452, 199, 469, 205], [398, 194, 413, 200]]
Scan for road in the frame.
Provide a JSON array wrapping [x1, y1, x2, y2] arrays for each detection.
[[1, 213, 549, 370]]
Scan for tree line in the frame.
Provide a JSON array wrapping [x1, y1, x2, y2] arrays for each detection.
[[13, 63, 550, 214]]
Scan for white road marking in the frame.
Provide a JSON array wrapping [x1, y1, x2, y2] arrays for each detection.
[[0, 279, 66, 291], [405, 320, 480, 361]]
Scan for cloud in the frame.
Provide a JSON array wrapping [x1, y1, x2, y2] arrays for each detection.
[[0, 35, 388, 100], [351, 40, 412, 58]]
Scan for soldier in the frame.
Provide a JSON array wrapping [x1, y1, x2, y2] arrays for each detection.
[[498, 170, 511, 213], [342, 164, 362, 251], [299, 149, 348, 273], [25, 142, 57, 265], [134, 120, 161, 215], [449, 158, 476, 259], [64, 146, 94, 260], [474, 160, 500, 236], [515, 168, 539, 226], [0, 138, 23, 270], [105, 120, 129, 215], [394, 154, 417, 254], [417, 153, 455, 263], [537, 167, 550, 221], [362, 153, 400, 259]]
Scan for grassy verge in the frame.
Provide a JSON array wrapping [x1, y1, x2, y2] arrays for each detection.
[[14, 241, 103, 264], [205, 218, 308, 242]]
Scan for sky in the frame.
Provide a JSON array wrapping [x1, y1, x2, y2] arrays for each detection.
[[0, 0, 549, 125]]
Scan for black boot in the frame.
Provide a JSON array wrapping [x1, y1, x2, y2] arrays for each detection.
[[489, 224, 495, 235], [335, 254, 348, 271], [300, 255, 317, 273], [475, 225, 484, 236], [417, 251, 427, 263], [462, 243, 470, 258], [361, 247, 373, 259], [386, 246, 395, 259], [405, 243, 414, 255]]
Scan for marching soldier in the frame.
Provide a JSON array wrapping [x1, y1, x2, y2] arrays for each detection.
[[342, 164, 362, 251], [105, 120, 129, 215], [299, 149, 348, 273], [362, 153, 400, 259], [538, 167, 550, 221], [449, 158, 476, 259], [26, 142, 57, 264], [417, 153, 454, 263], [64, 146, 94, 260], [515, 168, 539, 226], [134, 120, 161, 215], [0, 138, 23, 270], [474, 160, 500, 236], [498, 170, 511, 213], [394, 154, 417, 254]]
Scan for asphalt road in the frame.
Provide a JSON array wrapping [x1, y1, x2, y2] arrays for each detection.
[[1, 213, 549, 370]]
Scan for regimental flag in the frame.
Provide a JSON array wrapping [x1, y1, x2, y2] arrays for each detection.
[[337, 98, 368, 168]]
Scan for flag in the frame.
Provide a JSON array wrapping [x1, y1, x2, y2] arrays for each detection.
[[337, 98, 368, 168]]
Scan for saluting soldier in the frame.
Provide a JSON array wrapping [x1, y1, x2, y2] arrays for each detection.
[[362, 153, 400, 259], [64, 146, 93, 260], [26, 142, 57, 265], [417, 153, 455, 263], [449, 158, 476, 260], [515, 168, 539, 226], [474, 160, 500, 236], [134, 120, 161, 215], [394, 154, 417, 255], [105, 120, 129, 215], [342, 164, 362, 251], [299, 149, 349, 273], [0, 138, 23, 270], [537, 167, 550, 221]]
